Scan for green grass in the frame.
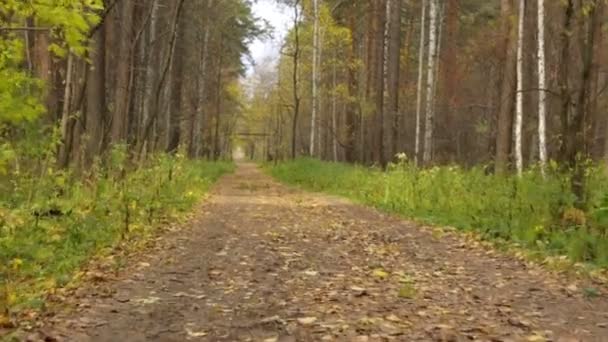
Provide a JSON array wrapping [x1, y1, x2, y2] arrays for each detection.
[[0, 152, 233, 315], [267, 158, 608, 268]]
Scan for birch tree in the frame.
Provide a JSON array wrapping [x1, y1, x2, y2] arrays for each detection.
[[415, 0, 427, 165], [537, 0, 547, 175], [423, 0, 438, 165], [514, 0, 525, 175]]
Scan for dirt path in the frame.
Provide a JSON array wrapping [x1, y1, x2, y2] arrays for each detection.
[[30, 164, 608, 341]]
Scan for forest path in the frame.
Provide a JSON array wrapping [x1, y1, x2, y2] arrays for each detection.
[[38, 163, 608, 341]]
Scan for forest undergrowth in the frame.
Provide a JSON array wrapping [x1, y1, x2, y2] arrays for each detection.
[[0, 143, 233, 324], [268, 158, 608, 271]]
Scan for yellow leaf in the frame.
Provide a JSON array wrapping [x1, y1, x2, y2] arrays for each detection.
[[372, 268, 389, 279], [10, 258, 23, 270]]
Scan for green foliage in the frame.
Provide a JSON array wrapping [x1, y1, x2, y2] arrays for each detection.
[[268, 158, 608, 267], [0, 0, 102, 124], [0, 40, 45, 123], [0, 149, 233, 313]]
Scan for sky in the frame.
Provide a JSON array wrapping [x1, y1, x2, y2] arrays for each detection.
[[247, 0, 291, 75]]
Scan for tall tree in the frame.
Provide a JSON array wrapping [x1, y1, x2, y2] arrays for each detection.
[[415, 0, 427, 165], [422, 0, 438, 165], [537, 0, 547, 175], [514, 0, 526, 175], [495, 0, 517, 174], [310, 0, 320, 156], [110, 0, 136, 144], [386, 0, 402, 161]]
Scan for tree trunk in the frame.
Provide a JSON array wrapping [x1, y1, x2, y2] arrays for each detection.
[[387, 0, 402, 162], [58, 52, 74, 167], [85, 27, 106, 163], [213, 37, 223, 160], [310, 0, 320, 156], [537, 0, 547, 175], [514, 0, 525, 175], [439, 0, 460, 162], [495, 0, 517, 174], [344, 3, 359, 162], [570, 0, 599, 207], [141, 0, 159, 149], [415, 0, 427, 165], [422, 0, 438, 166], [110, 0, 136, 144], [193, 0, 213, 158], [374, 0, 387, 166], [291, 0, 301, 159]]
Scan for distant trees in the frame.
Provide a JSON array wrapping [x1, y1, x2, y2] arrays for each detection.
[[0, 0, 264, 172], [243, 0, 608, 206]]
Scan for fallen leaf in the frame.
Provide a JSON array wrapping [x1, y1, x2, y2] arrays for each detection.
[[398, 284, 417, 299], [135, 296, 161, 305], [350, 286, 368, 296], [297, 317, 318, 325], [372, 268, 389, 280], [385, 314, 401, 323], [185, 327, 208, 337]]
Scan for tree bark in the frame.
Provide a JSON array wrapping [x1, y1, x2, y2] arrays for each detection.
[[310, 0, 320, 156], [85, 27, 106, 163], [495, 0, 517, 174], [537, 0, 547, 175], [110, 0, 136, 144], [291, 0, 302, 159], [423, 0, 438, 166], [415, 0, 427, 165], [386, 0, 402, 162], [514, 0, 525, 175]]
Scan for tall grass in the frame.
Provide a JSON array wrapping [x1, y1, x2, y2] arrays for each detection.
[[0, 149, 233, 313], [268, 158, 608, 267]]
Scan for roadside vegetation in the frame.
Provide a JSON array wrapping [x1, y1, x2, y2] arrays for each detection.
[[0, 145, 233, 321], [269, 158, 608, 268]]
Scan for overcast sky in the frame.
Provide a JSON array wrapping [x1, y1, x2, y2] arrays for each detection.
[[247, 0, 291, 75]]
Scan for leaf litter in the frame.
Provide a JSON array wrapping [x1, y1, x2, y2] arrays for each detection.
[[19, 164, 608, 341]]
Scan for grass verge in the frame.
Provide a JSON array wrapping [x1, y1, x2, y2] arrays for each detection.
[[267, 158, 608, 271], [0, 153, 233, 325]]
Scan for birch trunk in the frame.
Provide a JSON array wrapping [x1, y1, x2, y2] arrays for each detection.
[[58, 52, 74, 167], [422, 0, 438, 165], [537, 0, 547, 175], [514, 0, 525, 175], [415, 0, 427, 165]]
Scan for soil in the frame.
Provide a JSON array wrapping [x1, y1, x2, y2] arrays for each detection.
[[20, 164, 608, 341]]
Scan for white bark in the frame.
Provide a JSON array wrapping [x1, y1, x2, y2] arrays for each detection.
[[537, 0, 547, 175], [58, 51, 74, 165], [515, 0, 525, 175], [310, 0, 319, 156], [60, 52, 74, 145], [422, 0, 438, 165], [431, 2, 444, 117], [415, 0, 427, 165]]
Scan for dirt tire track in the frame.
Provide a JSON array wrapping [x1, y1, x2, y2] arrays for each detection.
[[28, 164, 608, 341]]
